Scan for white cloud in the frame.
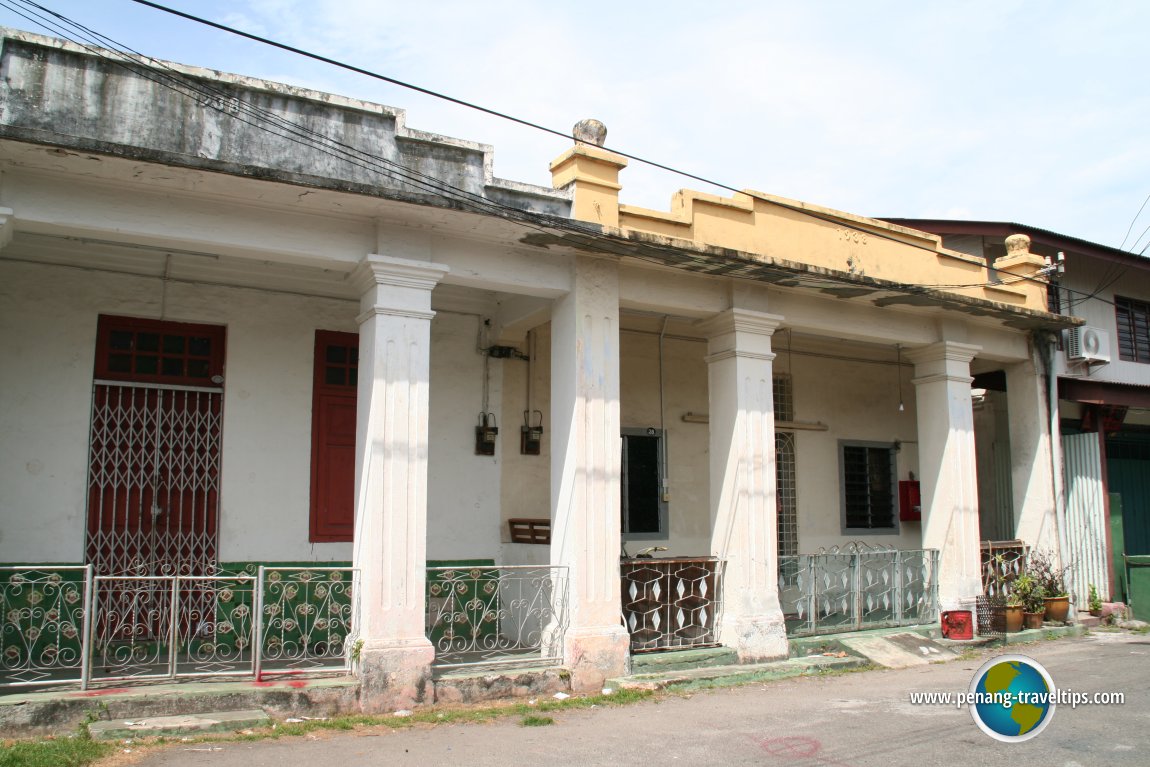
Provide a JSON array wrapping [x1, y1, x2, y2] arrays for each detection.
[[1, 0, 1146, 247]]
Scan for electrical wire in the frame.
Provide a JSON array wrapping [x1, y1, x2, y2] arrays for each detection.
[[119, 0, 1088, 294], [0, 0, 1096, 311], [1120, 191, 1150, 251]]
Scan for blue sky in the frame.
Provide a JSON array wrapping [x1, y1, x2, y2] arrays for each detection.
[[2, 1, 1148, 251]]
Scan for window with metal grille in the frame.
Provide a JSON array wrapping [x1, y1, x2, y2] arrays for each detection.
[[773, 373, 794, 422], [776, 432, 798, 558], [773, 374, 798, 558], [840, 441, 897, 532], [1115, 296, 1150, 363]]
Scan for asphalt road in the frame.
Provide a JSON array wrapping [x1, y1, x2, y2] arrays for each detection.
[[130, 631, 1150, 767]]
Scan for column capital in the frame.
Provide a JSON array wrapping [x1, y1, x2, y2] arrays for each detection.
[[697, 308, 784, 340], [352, 254, 449, 324], [904, 341, 981, 366], [351, 253, 449, 296], [907, 341, 981, 387]]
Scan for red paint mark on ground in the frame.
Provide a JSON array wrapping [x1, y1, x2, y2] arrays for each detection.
[[252, 681, 274, 687], [71, 688, 131, 697], [758, 736, 822, 759], [287, 680, 309, 688], [754, 736, 855, 767]]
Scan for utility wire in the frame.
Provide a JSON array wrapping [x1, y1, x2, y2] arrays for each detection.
[[1120, 191, 1150, 251], [1, 0, 1100, 309]]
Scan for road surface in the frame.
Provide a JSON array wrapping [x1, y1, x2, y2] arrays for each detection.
[[129, 631, 1149, 767]]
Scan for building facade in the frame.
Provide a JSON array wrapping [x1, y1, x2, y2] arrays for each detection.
[[0, 30, 1073, 709]]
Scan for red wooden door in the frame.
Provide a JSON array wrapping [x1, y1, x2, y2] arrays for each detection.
[[85, 316, 226, 577], [310, 331, 358, 542]]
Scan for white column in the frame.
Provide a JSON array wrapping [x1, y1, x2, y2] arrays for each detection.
[[550, 255, 629, 690], [907, 341, 983, 606], [350, 253, 448, 712], [1006, 355, 1059, 552], [700, 308, 788, 662]]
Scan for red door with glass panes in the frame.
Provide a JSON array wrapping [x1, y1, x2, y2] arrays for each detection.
[[85, 316, 226, 577], [310, 331, 358, 542]]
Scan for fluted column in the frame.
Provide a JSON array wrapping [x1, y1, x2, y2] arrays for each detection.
[[700, 308, 788, 661], [351, 253, 448, 712], [907, 341, 983, 606], [550, 255, 629, 689]]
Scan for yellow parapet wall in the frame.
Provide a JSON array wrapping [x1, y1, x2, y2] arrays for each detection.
[[551, 139, 1048, 312]]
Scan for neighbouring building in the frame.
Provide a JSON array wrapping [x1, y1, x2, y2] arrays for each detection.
[[886, 218, 1150, 616], [0, 28, 1076, 711]]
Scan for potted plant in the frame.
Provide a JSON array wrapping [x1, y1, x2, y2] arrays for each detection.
[[1029, 549, 1072, 623], [1013, 572, 1046, 630], [1004, 593, 1024, 633], [1088, 584, 1103, 617]]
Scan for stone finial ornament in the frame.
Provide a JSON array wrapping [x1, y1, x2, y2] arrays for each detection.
[[1004, 233, 1031, 255], [573, 119, 607, 147]]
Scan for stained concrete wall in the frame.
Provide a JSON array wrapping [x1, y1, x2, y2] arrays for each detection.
[[0, 30, 570, 217], [497, 322, 926, 562], [0, 258, 502, 564]]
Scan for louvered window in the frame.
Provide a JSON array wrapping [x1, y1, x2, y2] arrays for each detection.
[[1115, 296, 1150, 363], [840, 442, 896, 532]]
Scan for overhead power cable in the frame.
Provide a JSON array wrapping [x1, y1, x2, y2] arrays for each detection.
[[0, 0, 1102, 310]]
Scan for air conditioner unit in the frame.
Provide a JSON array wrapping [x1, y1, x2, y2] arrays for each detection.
[[1066, 326, 1111, 364]]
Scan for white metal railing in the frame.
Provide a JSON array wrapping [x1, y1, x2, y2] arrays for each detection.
[[778, 544, 939, 636], [426, 565, 568, 670], [0, 565, 358, 689]]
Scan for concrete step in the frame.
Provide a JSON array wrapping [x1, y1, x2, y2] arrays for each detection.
[[629, 646, 739, 674], [0, 675, 359, 739], [88, 709, 270, 740], [786, 625, 937, 659], [610, 654, 866, 691], [836, 631, 959, 669]]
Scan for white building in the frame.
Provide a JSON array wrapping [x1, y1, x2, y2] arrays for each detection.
[[0, 30, 1074, 709]]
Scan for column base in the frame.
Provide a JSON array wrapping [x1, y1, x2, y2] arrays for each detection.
[[939, 574, 986, 612], [356, 638, 435, 713], [719, 610, 789, 663], [563, 625, 631, 692]]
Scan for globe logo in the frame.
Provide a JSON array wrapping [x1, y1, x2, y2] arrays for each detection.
[[968, 654, 1056, 742]]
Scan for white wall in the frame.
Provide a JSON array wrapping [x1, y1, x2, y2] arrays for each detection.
[[427, 311, 503, 561], [0, 259, 503, 564], [1057, 250, 1150, 385], [782, 343, 924, 553]]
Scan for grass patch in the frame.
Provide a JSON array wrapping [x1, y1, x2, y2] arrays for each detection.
[[0, 738, 113, 767], [520, 715, 554, 727]]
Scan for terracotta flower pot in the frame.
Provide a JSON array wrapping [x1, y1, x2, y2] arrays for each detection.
[[1023, 611, 1045, 630], [1044, 595, 1070, 623], [1004, 604, 1024, 633]]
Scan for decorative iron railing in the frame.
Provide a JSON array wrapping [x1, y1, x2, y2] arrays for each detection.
[[620, 557, 724, 653], [0, 567, 92, 687], [980, 540, 1029, 600], [0, 565, 357, 689], [778, 544, 939, 636], [426, 565, 567, 670]]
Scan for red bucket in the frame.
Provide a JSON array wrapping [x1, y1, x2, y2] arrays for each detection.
[[941, 610, 973, 640]]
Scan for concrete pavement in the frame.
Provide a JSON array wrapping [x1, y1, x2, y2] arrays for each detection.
[[128, 630, 1150, 767]]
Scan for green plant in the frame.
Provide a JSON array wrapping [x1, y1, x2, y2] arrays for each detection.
[[1027, 549, 1070, 598], [1012, 573, 1046, 613], [520, 715, 554, 727], [1088, 584, 1103, 613]]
